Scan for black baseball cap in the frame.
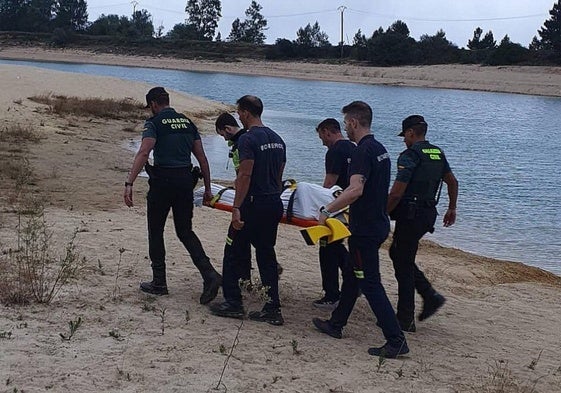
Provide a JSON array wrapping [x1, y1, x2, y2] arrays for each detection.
[[145, 87, 169, 108], [398, 115, 427, 136]]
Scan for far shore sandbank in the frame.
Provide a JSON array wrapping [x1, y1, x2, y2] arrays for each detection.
[[1, 46, 561, 97]]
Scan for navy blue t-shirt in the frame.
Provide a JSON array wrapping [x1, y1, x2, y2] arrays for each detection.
[[238, 126, 286, 196], [348, 134, 391, 237], [325, 139, 355, 189]]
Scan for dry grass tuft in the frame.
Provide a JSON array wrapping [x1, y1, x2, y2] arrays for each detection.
[[0, 124, 41, 144], [0, 124, 41, 205], [469, 361, 539, 393], [29, 94, 146, 120], [7, 157, 34, 190], [0, 202, 86, 305]]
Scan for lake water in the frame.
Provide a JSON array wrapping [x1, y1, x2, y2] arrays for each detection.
[[2, 59, 560, 275]]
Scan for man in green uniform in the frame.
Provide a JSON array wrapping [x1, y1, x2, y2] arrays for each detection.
[[124, 87, 222, 304], [215, 113, 252, 290], [387, 115, 458, 332], [215, 113, 246, 173]]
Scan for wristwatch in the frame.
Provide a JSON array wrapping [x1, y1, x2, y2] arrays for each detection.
[[319, 206, 335, 218]]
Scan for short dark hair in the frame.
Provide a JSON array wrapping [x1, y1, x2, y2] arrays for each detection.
[[342, 101, 372, 128], [145, 87, 169, 107], [215, 113, 239, 133], [236, 95, 263, 117], [316, 118, 341, 133]]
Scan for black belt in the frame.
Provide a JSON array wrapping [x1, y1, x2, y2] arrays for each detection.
[[402, 198, 436, 207], [416, 200, 437, 208], [145, 163, 193, 178]]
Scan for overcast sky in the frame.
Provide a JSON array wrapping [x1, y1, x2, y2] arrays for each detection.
[[86, 0, 556, 48]]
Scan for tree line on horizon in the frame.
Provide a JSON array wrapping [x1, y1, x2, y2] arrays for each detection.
[[0, 0, 560, 66]]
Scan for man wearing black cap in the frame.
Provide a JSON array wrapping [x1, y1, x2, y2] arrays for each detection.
[[387, 114, 458, 332], [124, 87, 222, 305]]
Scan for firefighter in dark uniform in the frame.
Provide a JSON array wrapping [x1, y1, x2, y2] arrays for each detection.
[[313, 101, 409, 359], [210, 96, 286, 326], [214, 113, 284, 294], [387, 115, 458, 332], [215, 113, 252, 286], [124, 87, 222, 305], [313, 118, 354, 310]]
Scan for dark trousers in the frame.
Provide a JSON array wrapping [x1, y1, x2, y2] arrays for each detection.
[[146, 175, 213, 283], [222, 195, 283, 310], [318, 239, 349, 301], [330, 235, 405, 346], [221, 223, 252, 306], [389, 207, 438, 324]]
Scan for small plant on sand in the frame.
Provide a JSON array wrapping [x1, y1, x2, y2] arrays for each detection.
[[470, 360, 540, 393], [527, 350, 543, 370], [97, 259, 106, 276], [159, 308, 167, 335], [0, 124, 40, 144], [117, 367, 131, 382], [141, 303, 156, 312], [238, 278, 253, 293], [291, 339, 301, 355], [0, 330, 13, 339], [375, 353, 387, 372], [4, 157, 34, 196], [109, 328, 125, 341], [0, 204, 86, 305], [239, 277, 271, 303], [0, 124, 40, 202], [112, 248, 126, 300], [60, 316, 83, 341]]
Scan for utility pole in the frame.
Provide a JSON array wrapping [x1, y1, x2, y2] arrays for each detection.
[[338, 6, 347, 59], [131, 0, 139, 14]]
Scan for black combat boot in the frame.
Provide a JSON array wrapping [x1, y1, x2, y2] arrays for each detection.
[[140, 268, 168, 295], [200, 270, 222, 305], [193, 256, 222, 304]]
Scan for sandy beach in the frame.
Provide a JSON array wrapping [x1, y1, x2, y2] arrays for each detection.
[[1, 55, 561, 393]]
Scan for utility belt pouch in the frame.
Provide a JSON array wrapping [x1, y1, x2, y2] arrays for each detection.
[[145, 163, 157, 179], [191, 166, 202, 189], [406, 200, 417, 220], [390, 200, 417, 221]]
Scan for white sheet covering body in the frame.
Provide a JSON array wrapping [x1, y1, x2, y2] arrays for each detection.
[[194, 181, 343, 221]]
